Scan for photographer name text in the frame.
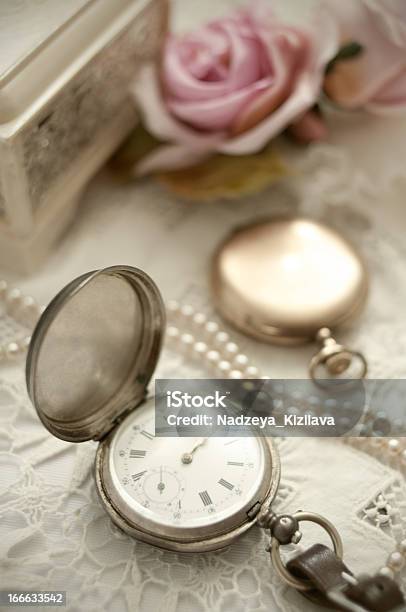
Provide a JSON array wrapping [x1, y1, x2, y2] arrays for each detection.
[[166, 414, 336, 429]]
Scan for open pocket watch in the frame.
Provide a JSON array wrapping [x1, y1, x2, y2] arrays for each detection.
[[25, 266, 406, 610], [26, 266, 280, 553], [212, 217, 369, 384]]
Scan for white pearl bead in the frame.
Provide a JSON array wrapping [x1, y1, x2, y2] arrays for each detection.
[[166, 326, 179, 340], [225, 342, 239, 357], [245, 366, 260, 378], [387, 439, 401, 455], [192, 312, 206, 327], [229, 369, 243, 379], [205, 321, 219, 335], [379, 566, 394, 579], [6, 288, 22, 313], [20, 296, 39, 321], [234, 354, 249, 368], [218, 360, 231, 375], [180, 333, 194, 348], [206, 350, 220, 364], [5, 342, 20, 360], [215, 331, 229, 345], [180, 304, 194, 319], [387, 551, 405, 572], [193, 342, 207, 356]]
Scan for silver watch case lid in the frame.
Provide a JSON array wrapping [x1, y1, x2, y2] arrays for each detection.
[[26, 265, 165, 443], [212, 217, 368, 345]]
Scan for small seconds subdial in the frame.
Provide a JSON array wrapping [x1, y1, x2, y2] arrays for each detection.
[[110, 402, 265, 529], [142, 466, 182, 504]]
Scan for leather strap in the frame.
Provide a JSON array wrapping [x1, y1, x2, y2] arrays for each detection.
[[287, 544, 405, 611]]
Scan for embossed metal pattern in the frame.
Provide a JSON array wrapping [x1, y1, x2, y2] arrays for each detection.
[[21, 0, 165, 212]]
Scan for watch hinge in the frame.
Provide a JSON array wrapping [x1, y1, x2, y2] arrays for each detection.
[[111, 407, 133, 428], [98, 396, 146, 441], [247, 501, 261, 520]]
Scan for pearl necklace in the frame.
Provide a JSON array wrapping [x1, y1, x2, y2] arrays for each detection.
[[166, 300, 406, 585], [166, 300, 264, 379], [0, 280, 41, 362], [1, 287, 405, 584]]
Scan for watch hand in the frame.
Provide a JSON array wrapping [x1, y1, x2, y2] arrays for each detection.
[[157, 466, 165, 494], [181, 438, 208, 464], [190, 437, 208, 455]]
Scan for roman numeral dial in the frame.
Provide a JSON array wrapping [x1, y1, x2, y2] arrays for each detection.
[[199, 490, 213, 506], [141, 430, 154, 440], [112, 407, 266, 531], [132, 470, 147, 482], [130, 449, 146, 458], [218, 478, 234, 490]]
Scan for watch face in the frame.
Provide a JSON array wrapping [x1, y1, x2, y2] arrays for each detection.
[[105, 400, 268, 534]]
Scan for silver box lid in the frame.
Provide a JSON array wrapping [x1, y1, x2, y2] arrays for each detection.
[[0, 0, 94, 83], [0, 0, 154, 125]]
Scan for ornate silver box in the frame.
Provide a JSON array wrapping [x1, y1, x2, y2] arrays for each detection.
[[0, 0, 167, 274]]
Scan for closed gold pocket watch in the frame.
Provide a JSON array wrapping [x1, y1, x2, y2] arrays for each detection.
[[212, 217, 369, 383]]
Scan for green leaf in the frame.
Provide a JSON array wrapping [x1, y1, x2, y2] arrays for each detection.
[[326, 41, 364, 74], [156, 144, 288, 202]]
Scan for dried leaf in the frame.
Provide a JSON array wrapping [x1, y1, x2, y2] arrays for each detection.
[[156, 145, 288, 201]]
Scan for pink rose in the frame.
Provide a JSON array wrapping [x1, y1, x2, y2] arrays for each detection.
[[132, 5, 338, 174], [324, 0, 406, 113]]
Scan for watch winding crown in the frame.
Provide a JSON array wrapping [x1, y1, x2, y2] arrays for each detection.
[[259, 510, 302, 549]]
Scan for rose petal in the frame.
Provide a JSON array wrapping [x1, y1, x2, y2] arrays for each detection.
[[163, 18, 264, 102], [326, 0, 406, 107], [131, 64, 225, 148], [366, 67, 406, 114], [135, 144, 209, 176], [373, 67, 406, 103], [363, 0, 406, 47], [220, 8, 339, 154], [231, 27, 310, 135], [167, 77, 273, 131]]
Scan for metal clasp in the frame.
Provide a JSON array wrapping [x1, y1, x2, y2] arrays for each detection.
[[309, 328, 367, 388], [260, 510, 343, 592]]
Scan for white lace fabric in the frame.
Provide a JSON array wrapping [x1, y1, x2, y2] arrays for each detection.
[[1, 1, 406, 609], [0, 373, 406, 612]]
